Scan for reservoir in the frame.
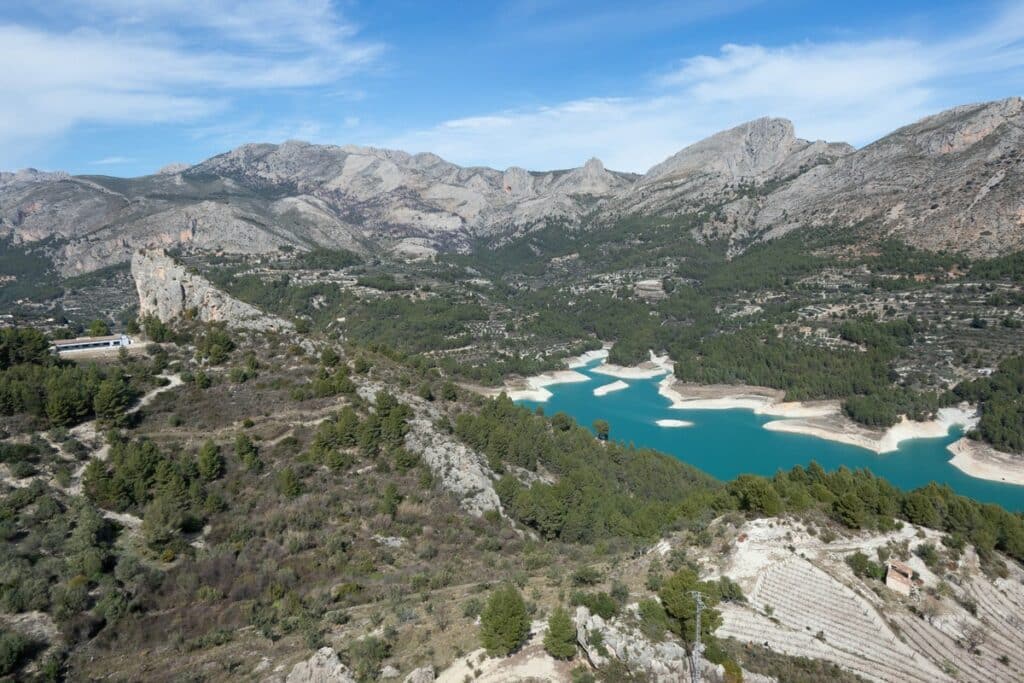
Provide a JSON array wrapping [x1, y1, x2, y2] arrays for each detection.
[[516, 360, 1024, 511]]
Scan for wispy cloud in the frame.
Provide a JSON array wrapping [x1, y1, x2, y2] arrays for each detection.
[[498, 0, 762, 44], [0, 0, 382, 167], [90, 156, 135, 165], [387, 5, 1024, 172]]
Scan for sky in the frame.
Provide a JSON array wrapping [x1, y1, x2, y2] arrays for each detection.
[[3, 0, 1024, 176]]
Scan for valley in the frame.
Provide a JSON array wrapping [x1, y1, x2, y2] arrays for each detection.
[[2, 98, 1024, 682]]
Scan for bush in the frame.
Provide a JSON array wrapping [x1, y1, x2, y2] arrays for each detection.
[[480, 584, 530, 656], [463, 598, 483, 618], [0, 629, 31, 676], [846, 551, 885, 580], [347, 638, 390, 682], [571, 567, 602, 586], [638, 598, 669, 641], [570, 591, 617, 619]]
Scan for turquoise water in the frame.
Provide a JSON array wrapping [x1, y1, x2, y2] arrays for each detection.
[[517, 361, 1024, 511]]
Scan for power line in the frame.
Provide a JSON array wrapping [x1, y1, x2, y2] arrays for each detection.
[[689, 590, 705, 683]]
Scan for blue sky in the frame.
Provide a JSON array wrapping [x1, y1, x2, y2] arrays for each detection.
[[3, 0, 1024, 175]]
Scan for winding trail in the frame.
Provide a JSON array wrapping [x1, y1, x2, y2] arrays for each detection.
[[67, 374, 184, 483]]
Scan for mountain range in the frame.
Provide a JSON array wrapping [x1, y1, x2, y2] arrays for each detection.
[[2, 97, 1023, 276]]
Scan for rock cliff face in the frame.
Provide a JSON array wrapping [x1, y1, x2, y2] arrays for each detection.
[[573, 605, 775, 683], [131, 249, 293, 332], [751, 97, 1024, 255], [5, 97, 1024, 274]]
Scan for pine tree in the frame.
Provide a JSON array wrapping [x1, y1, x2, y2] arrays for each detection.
[[658, 568, 722, 644], [277, 467, 303, 498], [379, 483, 402, 518], [234, 434, 261, 472], [543, 606, 577, 659], [142, 493, 184, 550], [480, 584, 530, 656], [93, 377, 130, 425], [197, 439, 224, 481]]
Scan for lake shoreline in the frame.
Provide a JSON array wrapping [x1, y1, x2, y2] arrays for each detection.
[[591, 351, 673, 379], [947, 437, 1024, 486], [658, 375, 981, 455], [475, 351, 1022, 491]]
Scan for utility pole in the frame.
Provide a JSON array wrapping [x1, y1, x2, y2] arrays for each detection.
[[689, 590, 705, 683]]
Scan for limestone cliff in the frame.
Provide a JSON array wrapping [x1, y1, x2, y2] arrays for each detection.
[[131, 249, 293, 332]]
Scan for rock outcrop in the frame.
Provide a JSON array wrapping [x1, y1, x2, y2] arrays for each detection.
[[402, 667, 434, 683], [282, 647, 356, 683], [574, 605, 690, 680], [403, 416, 502, 517], [573, 605, 774, 683], [131, 249, 293, 332]]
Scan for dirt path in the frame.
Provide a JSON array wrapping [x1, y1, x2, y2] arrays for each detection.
[[62, 375, 184, 494]]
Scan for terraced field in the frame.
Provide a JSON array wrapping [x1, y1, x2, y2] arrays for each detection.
[[720, 559, 950, 683]]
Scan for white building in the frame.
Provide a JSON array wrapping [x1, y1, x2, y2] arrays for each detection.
[[52, 334, 133, 354]]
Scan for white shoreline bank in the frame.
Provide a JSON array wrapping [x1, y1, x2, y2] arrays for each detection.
[[567, 348, 610, 368], [594, 380, 629, 397], [659, 375, 981, 455], [591, 351, 674, 379], [762, 406, 979, 454], [505, 369, 590, 402], [947, 437, 1024, 486], [656, 419, 694, 428]]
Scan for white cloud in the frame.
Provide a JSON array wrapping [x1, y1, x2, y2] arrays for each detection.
[[387, 7, 1024, 173], [90, 156, 135, 165], [0, 0, 382, 168]]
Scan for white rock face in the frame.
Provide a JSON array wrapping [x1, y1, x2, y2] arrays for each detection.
[[575, 605, 690, 680], [283, 647, 356, 683], [573, 605, 768, 683], [404, 417, 501, 516], [131, 249, 293, 332], [402, 666, 435, 683]]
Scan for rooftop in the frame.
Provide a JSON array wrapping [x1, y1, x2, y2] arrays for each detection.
[[52, 334, 125, 346]]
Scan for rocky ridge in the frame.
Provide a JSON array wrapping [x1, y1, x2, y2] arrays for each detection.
[[4, 97, 1024, 275]]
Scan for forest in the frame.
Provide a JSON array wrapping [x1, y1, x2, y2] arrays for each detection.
[[954, 355, 1024, 453], [0, 328, 143, 429], [456, 396, 1024, 567]]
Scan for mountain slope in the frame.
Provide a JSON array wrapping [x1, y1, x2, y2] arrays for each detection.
[[1, 143, 636, 274], [3, 97, 1024, 278], [752, 97, 1024, 255]]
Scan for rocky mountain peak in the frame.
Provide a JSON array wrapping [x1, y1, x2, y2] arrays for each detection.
[[0, 168, 70, 187], [156, 163, 190, 175], [640, 116, 809, 186]]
